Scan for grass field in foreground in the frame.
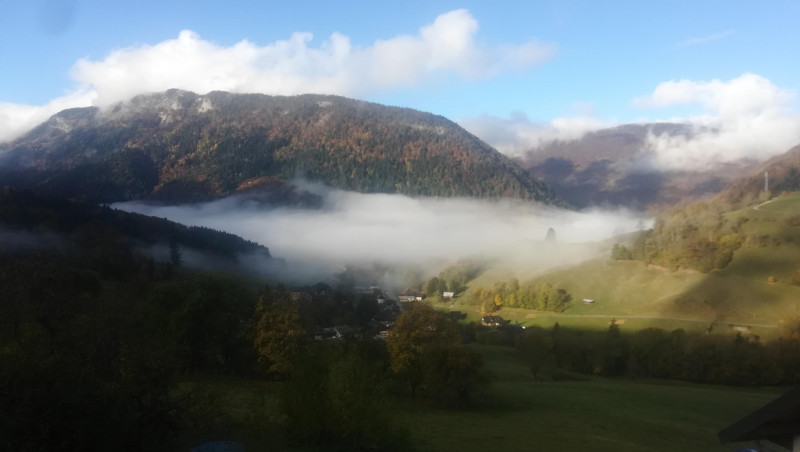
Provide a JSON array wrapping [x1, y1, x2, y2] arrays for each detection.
[[176, 343, 783, 451], [400, 344, 782, 452]]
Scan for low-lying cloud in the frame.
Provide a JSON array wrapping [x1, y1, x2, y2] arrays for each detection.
[[464, 73, 800, 172], [114, 184, 646, 285], [0, 89, 96, 146], [458, 112, 607, 157], [0, 9, 554, 143], [634, 73, 800, 170]]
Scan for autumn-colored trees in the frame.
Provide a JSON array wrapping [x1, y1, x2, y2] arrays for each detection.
[[470, 278, 572, 313], [387, 303, 486, 403], [3, 91, 566, 205], [252, 286, 305, 377], [628, 200, 745, 272]]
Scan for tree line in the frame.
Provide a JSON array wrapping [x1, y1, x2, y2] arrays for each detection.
[[612, 200, 745, 272], [479, 321, 800, 386], [462, 277, 571, 314]]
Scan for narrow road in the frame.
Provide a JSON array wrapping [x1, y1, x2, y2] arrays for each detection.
[[527, 313, 778, 329], [753, 198, 777, 211]]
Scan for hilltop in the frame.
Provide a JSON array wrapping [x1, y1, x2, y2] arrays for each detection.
[[521, 123, 753, 210], [0, 90, 564, 206], [720, 144, 800, 206]]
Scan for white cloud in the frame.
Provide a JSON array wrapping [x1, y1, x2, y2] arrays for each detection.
[[0, 89, 96, 143], [458, 112, 606, 156], [633, 73, 800, 170], [114, 185, 646, 284], [678, 30, 735, 47], [0, 9, 554, 143]]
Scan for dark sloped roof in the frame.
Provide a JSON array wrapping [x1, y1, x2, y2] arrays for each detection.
[[718, 386, 800, 449]]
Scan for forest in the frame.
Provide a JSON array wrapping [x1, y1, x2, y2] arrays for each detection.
[[0, 91, 565, 206], [0, 245, 490, 450]]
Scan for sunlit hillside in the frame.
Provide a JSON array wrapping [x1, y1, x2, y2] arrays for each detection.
[[459, 192, 800, 337]]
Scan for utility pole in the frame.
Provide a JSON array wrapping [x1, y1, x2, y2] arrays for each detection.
[[765, 171, 769, 192]]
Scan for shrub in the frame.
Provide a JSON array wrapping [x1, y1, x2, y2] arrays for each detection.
[[611, 243, 633, 260], [786, 215, 800, 227]]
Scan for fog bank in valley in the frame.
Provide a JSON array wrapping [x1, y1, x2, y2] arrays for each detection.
[[115, 183, 648, 285]]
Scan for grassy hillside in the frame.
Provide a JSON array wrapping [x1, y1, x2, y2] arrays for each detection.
[[460, 192, 800, 335]]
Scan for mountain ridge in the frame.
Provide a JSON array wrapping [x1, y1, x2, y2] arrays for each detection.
[[0, 90, 566, 206], [0, 186, 274, 278], [719, 144, 800, 205], [521, 123, 753, 210]]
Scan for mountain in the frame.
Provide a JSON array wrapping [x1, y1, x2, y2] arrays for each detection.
[[0, 90, 564, 206], [720, 144, 800, 205], [0, 186, 274, 278], [521, 123, 752, 210]]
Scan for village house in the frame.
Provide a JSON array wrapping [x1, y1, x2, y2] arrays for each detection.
[[481, 315, 506, 327], [398, 288, 426, 302]]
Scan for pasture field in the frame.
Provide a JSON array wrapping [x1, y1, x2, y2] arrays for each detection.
[[175, 343, 782, 451], [405, 344, 782, 452], [453, 192, 800, 334]]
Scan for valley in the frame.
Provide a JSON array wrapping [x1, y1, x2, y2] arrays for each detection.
[[2, 89, 800, 451]]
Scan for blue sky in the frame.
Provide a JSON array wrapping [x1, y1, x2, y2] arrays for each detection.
[[1, 0, 799, 166]]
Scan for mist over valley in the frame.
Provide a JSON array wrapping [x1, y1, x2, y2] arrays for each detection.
[[115, 181, 647, 285]]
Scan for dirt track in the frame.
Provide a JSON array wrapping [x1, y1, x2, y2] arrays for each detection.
[[527, 313, 778, 329]]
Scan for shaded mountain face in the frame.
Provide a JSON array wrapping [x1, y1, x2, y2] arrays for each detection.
[[720, 144, 800, 205], [0, 90, 564, 206], [0, 186, 274, 278], [521, 123, 753, 210]]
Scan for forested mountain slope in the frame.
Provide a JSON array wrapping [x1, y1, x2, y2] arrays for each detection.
[[720, 144, 800, 206], [0, 90, 564, 205], [522, 123, 752, 209], [0, 187, 272, 278]]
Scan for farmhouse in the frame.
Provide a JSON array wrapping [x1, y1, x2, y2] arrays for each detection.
[[443, 291, 455, 299], [481, 315, 506, 327], [398, 288, 425, 302]]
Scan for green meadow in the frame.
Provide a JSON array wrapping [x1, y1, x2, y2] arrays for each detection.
[[451, 192, 800, 336], [177, 343, 782, 451]]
